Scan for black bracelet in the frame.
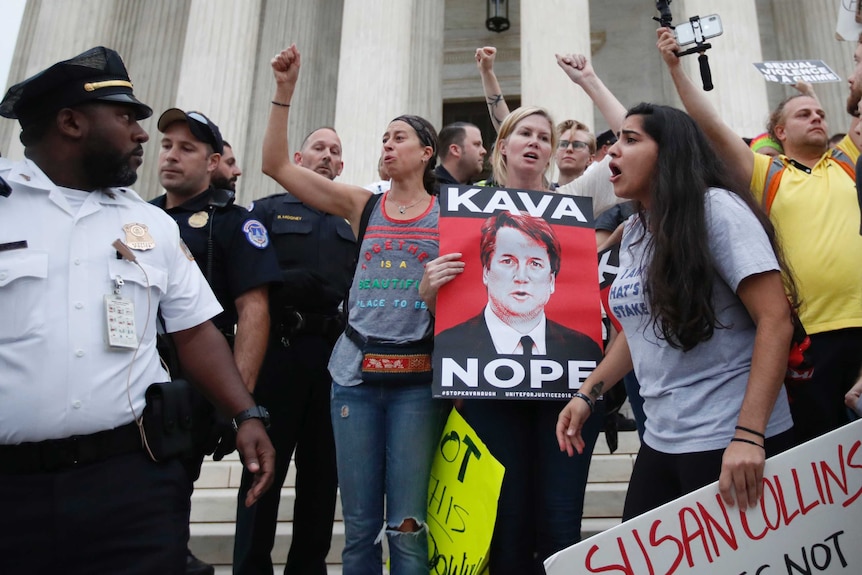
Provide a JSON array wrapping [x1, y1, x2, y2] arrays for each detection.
[[730, 437, 765, 450], [271, 100, 291, 107], [735, 425, 765, 439], [572, 392, 594, 413]]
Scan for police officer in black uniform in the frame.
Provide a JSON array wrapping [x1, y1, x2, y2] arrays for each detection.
[[151, 109, 282, 575], [233, 127, 356, 575]]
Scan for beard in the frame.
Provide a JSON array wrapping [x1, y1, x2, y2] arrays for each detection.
[[847, 83, 862, 116], [80, 136, 142, 189], [211, 174, 236, 191]]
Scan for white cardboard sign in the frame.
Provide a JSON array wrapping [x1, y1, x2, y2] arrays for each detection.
[[752, 60, 841, 84], [545, 419, 862, 575]]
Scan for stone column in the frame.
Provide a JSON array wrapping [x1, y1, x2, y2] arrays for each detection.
[[1, 0, 125, 160], [768, 0, 854, 137], [114, 0, 193, 199], [588, 0, 668, 133], [171, 0, 262, 201], [334, 0, 444, 186], [520, 0, 594, 131], [679, 0, 768, 137], [241, 0, 344, 204], [0, 0, 192, 199]]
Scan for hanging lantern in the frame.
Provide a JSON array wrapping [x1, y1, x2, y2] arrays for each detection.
[[486, 0, 510, 33]]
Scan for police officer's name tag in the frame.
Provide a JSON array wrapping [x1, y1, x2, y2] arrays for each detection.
[[104, 294, 138, 349]]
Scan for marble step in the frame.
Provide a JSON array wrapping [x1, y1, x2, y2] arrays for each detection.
[[192, 478, 629, 525], [194, 430, 640, 491], [194, 517, 621, 568]]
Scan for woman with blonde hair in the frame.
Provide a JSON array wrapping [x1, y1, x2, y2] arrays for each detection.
[[420, 104, 606, 574]]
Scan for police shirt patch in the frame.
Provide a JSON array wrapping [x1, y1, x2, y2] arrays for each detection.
[[179, 239, 195, 261], [243, 219, 270, 249]]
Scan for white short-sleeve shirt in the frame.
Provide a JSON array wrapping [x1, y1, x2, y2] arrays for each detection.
[[0, 159, 222, 443]]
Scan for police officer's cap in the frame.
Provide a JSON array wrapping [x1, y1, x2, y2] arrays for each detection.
[[0, 46, 152, 127], [596, 129, 618, 148], [157, 109, 224, 155]]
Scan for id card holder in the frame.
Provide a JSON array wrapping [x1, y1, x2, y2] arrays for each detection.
[[105, 275, 138, 350]]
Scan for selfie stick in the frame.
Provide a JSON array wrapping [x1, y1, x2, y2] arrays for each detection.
[[654, 1, 715, 91], [676, 17, 713, 91]]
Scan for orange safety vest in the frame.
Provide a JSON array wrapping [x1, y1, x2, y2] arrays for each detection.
[[761, 148, 856, 216]]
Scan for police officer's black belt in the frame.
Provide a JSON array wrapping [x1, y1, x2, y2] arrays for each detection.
[[0, 421, 142, 474]]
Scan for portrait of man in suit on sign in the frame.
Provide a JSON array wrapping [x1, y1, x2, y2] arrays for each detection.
[[439, 211, 600, 360]]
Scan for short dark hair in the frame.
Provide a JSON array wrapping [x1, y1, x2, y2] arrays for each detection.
[[766, 95, 812, 142], [479, 211, 561, 276], [391, 114, 439, 195], [19, 114, 54, 147], [299, 126, 338, 151], [437, 122, 477, 160]]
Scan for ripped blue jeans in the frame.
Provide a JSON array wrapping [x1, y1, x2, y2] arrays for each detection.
[[331, 381, 447, 575]]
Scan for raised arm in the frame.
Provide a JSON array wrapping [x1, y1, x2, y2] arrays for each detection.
[[656, 28, 754, 189], [552, 53, 624, 213], [263, 45, 371, 233], [555, 53, 626, 134], [791, 80, 818, 102], [476, 47, 511, 132]]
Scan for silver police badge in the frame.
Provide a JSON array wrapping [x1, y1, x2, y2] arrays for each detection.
[[123, 223, 156, 250]]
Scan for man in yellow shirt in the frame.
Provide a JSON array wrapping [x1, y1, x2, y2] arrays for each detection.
[[656, 28, 862, 443]]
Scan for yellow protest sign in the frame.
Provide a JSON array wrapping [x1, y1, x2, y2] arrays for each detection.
[[427, 408, 505, 574]]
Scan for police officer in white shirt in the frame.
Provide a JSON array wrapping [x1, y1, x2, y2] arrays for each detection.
[[0, 46, 275, 575]]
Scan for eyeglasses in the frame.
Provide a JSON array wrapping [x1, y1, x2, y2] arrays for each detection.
[[558, 140, 590, 151]]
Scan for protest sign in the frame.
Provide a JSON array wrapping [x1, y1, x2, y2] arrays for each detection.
[[598, 243, 621, 334], [544, 419, 862, 575], [427, 408, 505, 574], [753, 60, 840, 84], [432, 184, 604, 400]]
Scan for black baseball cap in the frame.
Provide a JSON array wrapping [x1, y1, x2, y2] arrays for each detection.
[[157, 108, 224, 155], [0, 46, 152, 127], [596, 129, 618, 148]]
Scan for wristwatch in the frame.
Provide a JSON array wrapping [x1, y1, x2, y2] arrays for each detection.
[[231, 405, 271, 431]]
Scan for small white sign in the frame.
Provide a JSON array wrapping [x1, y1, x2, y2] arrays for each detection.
[[753, 60, 841, 84]]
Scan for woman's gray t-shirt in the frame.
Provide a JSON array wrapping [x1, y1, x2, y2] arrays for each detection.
[[609, 188, 793, 453], [328, 193, 440, 386]]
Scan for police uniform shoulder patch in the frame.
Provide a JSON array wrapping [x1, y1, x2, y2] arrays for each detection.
[[242, 219, 269, 249], [179, 239, 195, 261]]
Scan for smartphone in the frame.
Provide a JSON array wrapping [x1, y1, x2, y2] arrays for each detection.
[[674, 14, 723, 47]]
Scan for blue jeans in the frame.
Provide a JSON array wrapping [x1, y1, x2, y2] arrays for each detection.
[[460, 398, 605, 575], [331, 382, 448, 575]]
